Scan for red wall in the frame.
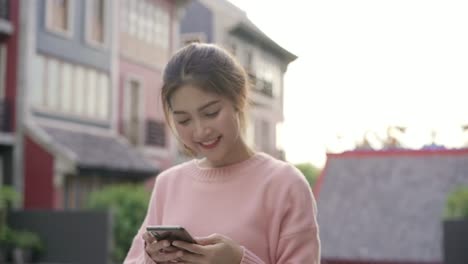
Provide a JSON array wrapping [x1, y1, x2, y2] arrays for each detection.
[[322, 259, 441, 264], [24, 136, 55, 209], [5, 0, 19, 131]]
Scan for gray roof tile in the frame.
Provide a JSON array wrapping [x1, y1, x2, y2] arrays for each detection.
[[316, 150, 468, 262], [43, 126, 158, 178]]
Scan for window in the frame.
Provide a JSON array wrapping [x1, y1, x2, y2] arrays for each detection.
[[97, 74, 109, 119], [246, 50, 253, 72], [120, 0, 129, 33], [64, 175, 78, 209], [253, 57, 277, 98], [86, 70, 97, 117], [31, 53, 45, 106], [46, 0, 73, 36], [34, 55, 111, 121], [0, 45, 6, 101], [88, 0, 106, 45], [124, 79, 143, 145], [122, 0, 170, 49], [146, 120, 166, 147], [74, 66, 85, 115], [61, 63, 72, 112], [46, 58, 59, 109]]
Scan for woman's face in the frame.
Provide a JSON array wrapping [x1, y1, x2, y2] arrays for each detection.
[[170, 84, 248, 167]]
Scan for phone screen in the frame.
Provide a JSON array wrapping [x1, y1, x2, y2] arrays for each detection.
[[146, 226, 197, 244]]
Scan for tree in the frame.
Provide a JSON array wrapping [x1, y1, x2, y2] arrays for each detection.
[[445, 186, 468, 219], [295, 163, 321, 188]]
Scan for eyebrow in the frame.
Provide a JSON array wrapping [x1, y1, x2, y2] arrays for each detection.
[[172, 100, 220, 115]]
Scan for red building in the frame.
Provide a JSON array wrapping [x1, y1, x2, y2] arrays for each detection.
[[0, 0, 19, 188], [12, 0, 188, 209], [117, 0, 188, 172]]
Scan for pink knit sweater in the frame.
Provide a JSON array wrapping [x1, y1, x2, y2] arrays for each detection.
[[124, 152, 320, 263]]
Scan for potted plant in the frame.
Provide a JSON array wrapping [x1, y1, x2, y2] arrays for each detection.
[[443, 186, 468, 264], [0, 186, 20, 262], [12, 229, 44, 263]]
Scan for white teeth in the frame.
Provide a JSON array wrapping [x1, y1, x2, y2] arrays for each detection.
[[201, 138, 218, 146]]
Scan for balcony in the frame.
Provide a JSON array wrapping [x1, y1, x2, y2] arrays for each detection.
[[145, 119, 166, 147], [0, 0, 13, 36], [248, 73, 274, 98], [0, 98, 12, 132]]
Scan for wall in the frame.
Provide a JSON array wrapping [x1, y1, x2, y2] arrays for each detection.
[[24, 136, 55, 208]]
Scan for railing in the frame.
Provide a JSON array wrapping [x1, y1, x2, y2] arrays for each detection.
[[145, 119, 166, 147], [0, 98, 11, 132], [248, 72, 274, 98]]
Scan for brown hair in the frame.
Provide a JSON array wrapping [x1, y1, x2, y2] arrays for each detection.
[[161, 43, 249, 135]]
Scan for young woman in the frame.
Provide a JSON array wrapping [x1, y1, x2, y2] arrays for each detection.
[[124, 43, 320, 264]]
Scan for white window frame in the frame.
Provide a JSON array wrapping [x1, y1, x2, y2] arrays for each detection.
[[60, 62, 73, 112], [85, 69, 98, 117], [45, 0, 74, 39], [123, 75, 145, 146], [85, 0, 107, 49], [97, 74, 110, 120], [73, 65, 85, 115]]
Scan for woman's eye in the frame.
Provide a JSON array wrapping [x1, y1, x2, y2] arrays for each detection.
[[205, 110, 219, 117], [178, 119, 190, 125]]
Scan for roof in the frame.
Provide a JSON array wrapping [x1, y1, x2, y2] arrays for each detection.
[[229, 21, 298, 63], [43, 126, 158, 178], [315, 149, 468, 262]]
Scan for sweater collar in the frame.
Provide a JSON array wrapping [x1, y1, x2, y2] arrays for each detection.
[[189, 152, 268, 182]]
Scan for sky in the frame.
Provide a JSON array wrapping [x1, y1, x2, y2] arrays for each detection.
[[228, 0, 468, 167]]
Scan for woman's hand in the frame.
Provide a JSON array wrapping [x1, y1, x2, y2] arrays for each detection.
[[142, 232, 184, 263], [171, 233, 243, 264]]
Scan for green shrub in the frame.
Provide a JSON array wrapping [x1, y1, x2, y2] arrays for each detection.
[[0, 186, 21, 234], [13, 229, 43, 253], [0, 186, 43, 260], [86, 184, 151, 263], [0, 227, 14, 248], [445, 186, 468, 219], [295, 163, 321, 188]]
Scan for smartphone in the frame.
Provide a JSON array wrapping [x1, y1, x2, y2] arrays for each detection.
[[146, 226, 197, 244]]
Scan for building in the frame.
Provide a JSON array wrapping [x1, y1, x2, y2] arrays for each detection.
[[0, 0, 18, 188], [179, 0, 297, 159], [117, 0, 187, 171], [15, 0, 187, 209], [315, 149, 468, 264]]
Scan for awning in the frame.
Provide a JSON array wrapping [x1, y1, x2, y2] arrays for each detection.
[[42, 126, 158, 179]]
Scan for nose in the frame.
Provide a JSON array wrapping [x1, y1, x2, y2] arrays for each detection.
[[194, 120, 212, 140]]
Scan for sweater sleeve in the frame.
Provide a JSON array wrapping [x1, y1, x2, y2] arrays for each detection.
[[275, 173, 321, 263], [240, 246, 266, 264], [123, 215, 157, 264]]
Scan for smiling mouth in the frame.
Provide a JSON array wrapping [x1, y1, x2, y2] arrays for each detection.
[[199, 136, 221, 149]]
